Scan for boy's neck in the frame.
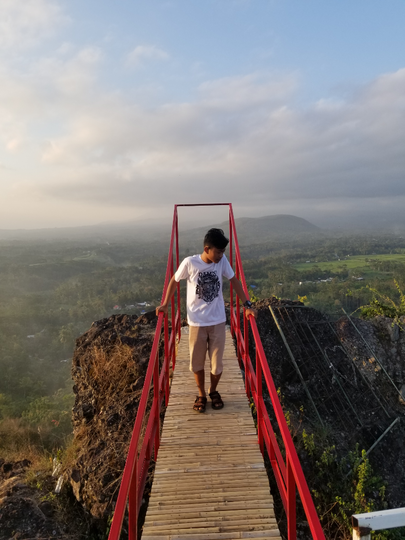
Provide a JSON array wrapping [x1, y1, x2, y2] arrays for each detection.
[[200, 252, 211, 264]]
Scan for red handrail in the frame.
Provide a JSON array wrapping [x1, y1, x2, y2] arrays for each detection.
[[107, 207, 181, 540], [228, 205, 325, 540], [108, 203, 325, 540]]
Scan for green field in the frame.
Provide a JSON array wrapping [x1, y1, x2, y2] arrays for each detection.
[[294, 253, 405, 273]]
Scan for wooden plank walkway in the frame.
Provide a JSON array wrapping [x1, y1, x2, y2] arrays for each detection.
[[142, 329, 281, 540]]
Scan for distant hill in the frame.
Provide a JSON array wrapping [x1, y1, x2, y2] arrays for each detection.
[[0, 214, 320, 246], [180, 214, 321, 247], [230, 214, 320, 241], [0, 221, 171, 244]]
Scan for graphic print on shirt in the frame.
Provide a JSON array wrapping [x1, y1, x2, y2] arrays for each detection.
[[196, 271, 220, 303]]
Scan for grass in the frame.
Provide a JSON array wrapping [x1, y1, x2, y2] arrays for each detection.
[[0, 420, 91, 539], [0, 416, 74, 463], [72, 251, 116, 264], [294, 253, 405, 273], [0, 417, 44, 460], [81, 343, 141, 403]]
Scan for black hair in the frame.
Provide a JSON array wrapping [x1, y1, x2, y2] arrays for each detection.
[[204, 228, 229, 250]]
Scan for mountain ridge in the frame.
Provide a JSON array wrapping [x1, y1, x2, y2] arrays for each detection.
[[0, 214, 320, 244], [180, 214, 321, 247]]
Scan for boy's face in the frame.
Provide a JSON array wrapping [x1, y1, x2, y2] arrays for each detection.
[[204, 246, 225, 264]]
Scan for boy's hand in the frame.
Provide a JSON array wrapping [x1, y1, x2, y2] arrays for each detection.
[[156, 304, 169, 316], [245, 308, 258, 319]]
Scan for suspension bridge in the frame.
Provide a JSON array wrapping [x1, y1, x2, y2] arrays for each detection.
[[107, 203, 325, 540]]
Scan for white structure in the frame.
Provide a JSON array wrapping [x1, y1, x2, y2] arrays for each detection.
[[352, 508, 405, 539]]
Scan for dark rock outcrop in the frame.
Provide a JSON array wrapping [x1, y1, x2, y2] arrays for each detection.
[[67, 311, 162, 523], [245, 300, 405, 510], [0, 460, 74, 540]]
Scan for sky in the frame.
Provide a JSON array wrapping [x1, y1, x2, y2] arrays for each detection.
[[1, 0, 404, 230]]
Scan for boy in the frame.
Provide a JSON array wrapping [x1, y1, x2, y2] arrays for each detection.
[[156, 228, 257, 412]]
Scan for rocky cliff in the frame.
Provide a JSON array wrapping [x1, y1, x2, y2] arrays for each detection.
[[251, 299, 405, 519], [67, 312, 162, 526]]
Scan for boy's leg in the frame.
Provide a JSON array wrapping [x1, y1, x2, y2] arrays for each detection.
[[210, 371, 222, 394], [193, 370, 206, 397], [189, 325, 209, 397], [207, 322, 226, 398]]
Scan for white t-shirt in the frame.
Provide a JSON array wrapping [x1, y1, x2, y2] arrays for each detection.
[[174, 254, 235, 327]]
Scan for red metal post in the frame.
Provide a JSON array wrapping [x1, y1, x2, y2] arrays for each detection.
[[175, 207, 181, 349], [128, 458, 138, 540], [256, 348, 264, 454], [153, 347, 160, 461], [229, 209, 234, 337], [287, 456, 297, 540], [269, 422, 276, 464], [164, 287, 170, 407], [167, 254, 175, 406], [243, 307, 250, 397], [235, 260, 242, 368]]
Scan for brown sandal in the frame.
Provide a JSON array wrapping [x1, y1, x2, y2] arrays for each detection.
[[209, 391, 224, 410], [193, 396, 207, 413]]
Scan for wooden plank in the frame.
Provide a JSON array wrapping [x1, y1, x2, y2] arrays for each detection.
[[151, 470, 270, 480], [147, 495, 272, 505], [155, 448, 261, 455], [144, 523, 278, 535], [151, 482, 271, 493], [154, 457, 263, 465], [162, 447, 266, 456], [147, 494, 272, 506], [151, 480, 271, 492], [153, 453, 265, 463], [144, 524, 277, 535], [144, 519, 277, 530], [145, 501, 275, 516], [142, 531, 282, 540], [154, 462, 265, 471], [150, 488, 271, 498], [144, 509, 275, 522], [159, 437, 259, 445], [149, 488, 270, 499], [152, 471, 269, 481]]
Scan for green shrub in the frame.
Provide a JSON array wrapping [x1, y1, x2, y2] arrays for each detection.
[[360, 280, 405, 327]]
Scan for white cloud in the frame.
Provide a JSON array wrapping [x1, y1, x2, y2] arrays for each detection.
[[0, 45, 103, 164], [6, 138, 23, 152], [126, 45, 169, 68], [32, 68, 405, 204], [0, 0, 68, 51], [34, 46, 103, 97], [198, 72, 297, 109], [1, 56, 404, 228]]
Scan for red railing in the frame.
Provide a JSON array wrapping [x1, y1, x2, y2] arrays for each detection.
[[108, 203, 325, 540], [107, 206, 181, 540], [228, 205, 325, 540]]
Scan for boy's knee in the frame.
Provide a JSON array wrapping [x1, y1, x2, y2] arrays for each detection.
[[190, 367, 204, 374]]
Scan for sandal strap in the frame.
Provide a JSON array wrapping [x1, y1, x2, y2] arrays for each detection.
[[193, 395, 207, 412], [209, 391, 224, 408]]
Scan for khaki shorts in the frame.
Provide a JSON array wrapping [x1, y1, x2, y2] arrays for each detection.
[[188, 322, 226, 375]]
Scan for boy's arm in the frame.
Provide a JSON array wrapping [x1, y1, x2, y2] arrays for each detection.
[[229, 276, 258, 319], [156, 275, 178, 316]]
